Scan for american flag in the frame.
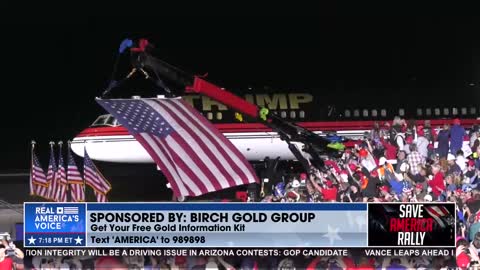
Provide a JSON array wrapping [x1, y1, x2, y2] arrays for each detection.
[[30, 145, 47, 196], [67, 144, 85, 202], [424, 205, 454, 228], [51, 143, 68, 202], [38, 144, 56, 200], [97, 98, 259, 197], [84, 148, 111, 201], [94, 191, 108, 202]]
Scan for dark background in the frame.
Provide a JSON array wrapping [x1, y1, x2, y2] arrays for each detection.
[[0, 4, 478, 202], [1, 5, 479, 171]]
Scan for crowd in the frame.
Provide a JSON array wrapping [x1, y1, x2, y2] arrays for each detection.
[[11, 117, 480, 269], [251, 117, 479, 269]]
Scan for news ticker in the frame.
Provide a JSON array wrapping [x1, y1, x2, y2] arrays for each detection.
[[23, 202, 456, 248], [23, 247, 454, 258]]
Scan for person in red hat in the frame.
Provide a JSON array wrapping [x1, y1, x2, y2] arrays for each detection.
[[414, 182, 426, 201], [416, 128, 430, 159], [308, 174, 337, 202], [428, 165, 446, 200]]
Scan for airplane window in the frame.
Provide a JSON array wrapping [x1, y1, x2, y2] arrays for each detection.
[[281, 111, 287, 118], [371, 109, 378, 117], [216, 112, 223, 120], [104, 115, 119, 126], [434, 108, 440, 116], [416, 108, 423, 116], [452, 108, 458, 115], [299, 111, 305, 118], [92, 115, 121, 127], [381, 109, 387, 117], [398, 109, 405, 117], [344, 110, 351, 118], [461, 107, 467, 115], [207, 112, 213, 120], [354, 109, 360, 117], [470, 107, 477, 115], [443, 108, 449, 116], [426, 108, 432, 116], [290, 111, 296, 119], [363, 109, 369, 117]]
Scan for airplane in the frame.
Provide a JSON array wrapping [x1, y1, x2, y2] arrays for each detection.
[[71, 38, 480, 165], [71, 91, 480, 164]]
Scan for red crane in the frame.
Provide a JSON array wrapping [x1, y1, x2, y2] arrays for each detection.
[[102, 39, 345, 171]]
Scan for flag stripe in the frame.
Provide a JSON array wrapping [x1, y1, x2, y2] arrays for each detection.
[[429, 206, 446, 217], [169, 99, 257, 185], [84, 167, 110, 194], [152, 135, 199, 195], [160, 136, 211, 194], [97, 98, 259, 197], [159, 100, 239, 188], [166, 98, 249, 182], [84, 149, 111, 197], [425, 207, 446, 228], [137, 134, 191, 196]]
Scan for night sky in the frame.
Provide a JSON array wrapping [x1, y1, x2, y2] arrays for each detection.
[[1, 11, 480, 171]]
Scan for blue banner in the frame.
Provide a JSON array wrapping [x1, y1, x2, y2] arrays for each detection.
[[23, 202, 368, 248], [24, 203, 86, 247]]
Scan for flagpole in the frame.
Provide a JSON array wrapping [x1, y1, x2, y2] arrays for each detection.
[[48, 141, 55, 202], [59, 141, 68, 202], [30, 140, 36, 197]]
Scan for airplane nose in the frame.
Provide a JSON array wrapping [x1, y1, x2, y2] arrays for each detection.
[[70, 129, 91, 157]]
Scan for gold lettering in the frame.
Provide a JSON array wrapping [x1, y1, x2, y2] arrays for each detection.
[[256, 94, 288, 110], [182, 95, 201, 107], [201, 96, 228, 111], [289, 93, 313, 109], [244, 94, 255, 105]]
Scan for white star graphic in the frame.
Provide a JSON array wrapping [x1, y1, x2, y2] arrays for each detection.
[[323, 225, 342, 245], [355, 215, 367, 231], [27, 236, 36, 245], [74, 236, 83, 244]]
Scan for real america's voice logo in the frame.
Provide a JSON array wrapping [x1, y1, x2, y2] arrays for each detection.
[[24, 203, 87, 247]]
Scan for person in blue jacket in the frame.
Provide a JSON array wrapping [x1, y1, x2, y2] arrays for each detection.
[[437, 124, 450, 159], [450, 118, 465, 155]]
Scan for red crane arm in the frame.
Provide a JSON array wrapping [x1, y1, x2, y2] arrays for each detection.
[[185, 76, 259, 119]]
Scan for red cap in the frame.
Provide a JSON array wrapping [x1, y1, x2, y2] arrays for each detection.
[[236, 191, 248, 202], [469, 160, 475, 167], [370, 170, 378, 178], [287, 191, 299, 199], [453, 118, 461, 125], [300, 173, 307, 180], [457, 252, 470, 268], [359, 149, 368, 158], [416, 183, 423, 189]]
